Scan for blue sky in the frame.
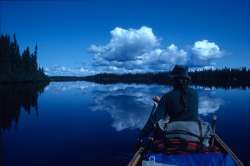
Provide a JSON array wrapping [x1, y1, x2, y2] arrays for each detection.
[[1, 0, 250, 75]]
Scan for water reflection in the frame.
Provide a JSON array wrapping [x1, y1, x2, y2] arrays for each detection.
[[0, 83, 48, 130], [91, 84, 168, 131], [22, 82, 224, 132], [89, 83, 224, 131], [44, 81, 93, 92], [0, 131, 3, 165], [1, 82, 248, 165], [0, 81, 224, 132], [198, 95, 223, 115]]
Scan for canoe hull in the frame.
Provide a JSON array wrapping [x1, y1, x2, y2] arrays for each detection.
[[128, 135, 244, 166]]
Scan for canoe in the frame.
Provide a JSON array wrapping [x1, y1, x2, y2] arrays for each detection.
[[128, 131, 244, 166], [128, 103, 244, 166], [128, 100, 244, 166]]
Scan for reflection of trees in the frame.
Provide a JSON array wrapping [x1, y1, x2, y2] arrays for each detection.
[[0, 83, 48, 130], [90, 84, 223, 131], [0, 131, 3, 165]]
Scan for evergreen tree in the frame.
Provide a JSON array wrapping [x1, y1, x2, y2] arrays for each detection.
[[0, 34, 48, 82]]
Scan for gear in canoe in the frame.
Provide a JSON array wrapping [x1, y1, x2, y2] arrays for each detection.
[[128, 65, 244, 166]]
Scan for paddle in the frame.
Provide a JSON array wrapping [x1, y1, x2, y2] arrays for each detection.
[[210, 114, 244, 166], [127, 99, 159, 166]]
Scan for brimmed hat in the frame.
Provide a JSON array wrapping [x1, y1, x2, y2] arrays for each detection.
[[170, 65, 191, 80]]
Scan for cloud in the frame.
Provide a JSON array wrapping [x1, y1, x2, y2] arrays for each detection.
[[47, 27, 225, 75], [190, 40, 223, 66], [141, 44, 188, 70], [89, 26, 159, 62], [88, 27, 225, 73], [88, 26, 192, 72], [192, 40, 223, 60]]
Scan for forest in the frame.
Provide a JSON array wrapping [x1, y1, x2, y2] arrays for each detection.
[[79, 68, 250, 89], [1, 34, 250, 89], [190, 68, 250, 89], [0, 34, 48, 82]]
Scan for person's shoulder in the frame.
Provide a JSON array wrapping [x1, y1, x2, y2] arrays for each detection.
[[161, 89, 177, 101]]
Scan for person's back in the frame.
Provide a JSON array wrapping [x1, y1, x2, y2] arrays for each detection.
[[139, 65, 213, 148], [160, 87, 198, 122], [140, 65, 199, 138]]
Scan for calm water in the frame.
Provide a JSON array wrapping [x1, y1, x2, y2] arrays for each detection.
[[0, 82, 250, 165]]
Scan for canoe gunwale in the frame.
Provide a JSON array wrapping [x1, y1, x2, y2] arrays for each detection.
[[127, 134, 244, 166]]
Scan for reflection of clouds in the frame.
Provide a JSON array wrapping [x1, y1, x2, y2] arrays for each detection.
[[198, 96, 223, 115], [46, 82, 224, 131], [90, 84, 224, 131], [91, 84, 168, 131], [92, 94, 151, 131], [191, 85, 216, 91], [45, 81, 97, 93]]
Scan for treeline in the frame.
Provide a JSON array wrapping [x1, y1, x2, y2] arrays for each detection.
[[82, 72, 171, 84], [80, 68, 250, 89], [0, 34, 48, 82], [50, 76, 87, 82], [190, 68, 250, 89]]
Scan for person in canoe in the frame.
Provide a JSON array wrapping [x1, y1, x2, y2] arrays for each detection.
[[153, 64, 198, 122], [129, 65, 243, 166], [139, 65, 212, 150]]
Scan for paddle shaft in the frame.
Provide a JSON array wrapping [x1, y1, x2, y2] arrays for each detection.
[[215, 134, 244, 166], [128, 102, 158, 166], [127, 147, 144, 166]]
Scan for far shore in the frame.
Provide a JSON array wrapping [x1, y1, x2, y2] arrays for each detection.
[[47, 68, 250, 89]]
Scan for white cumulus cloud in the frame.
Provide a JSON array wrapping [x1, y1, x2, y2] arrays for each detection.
[[88, 26, 191, 72], [46, 27, 226, 75], [89, 26, 159, 62], [192, 40, 223, 61], [46, 27, 225, 75], [141, 44, 188, 69]]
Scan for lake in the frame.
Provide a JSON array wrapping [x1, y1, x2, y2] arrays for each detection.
[[0, 82, 249, 165]]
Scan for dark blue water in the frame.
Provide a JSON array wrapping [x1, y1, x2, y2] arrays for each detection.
[[1, 82, 249, 165]]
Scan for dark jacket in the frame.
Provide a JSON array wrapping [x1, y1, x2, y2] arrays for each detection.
[[156, 87, 198, 122], [140, 87, 198, 137]]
